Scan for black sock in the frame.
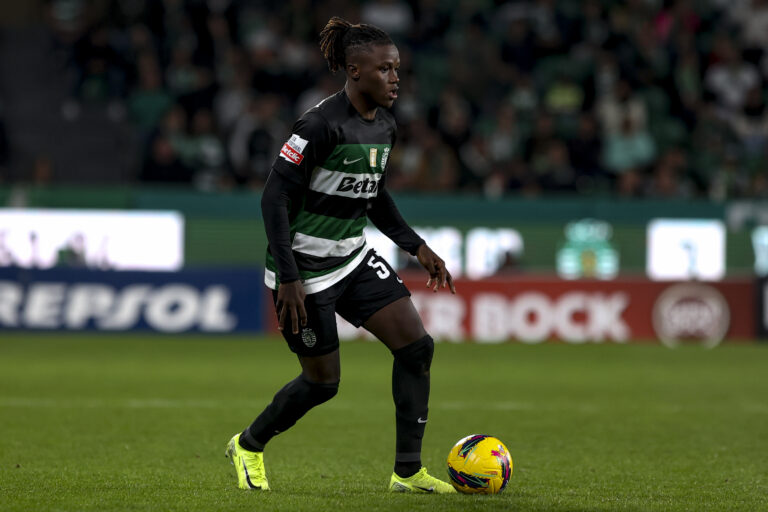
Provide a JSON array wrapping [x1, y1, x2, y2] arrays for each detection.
[[240, 374, 338, 450], [391, 335, 433, 477], [238, 430, 264, 452]]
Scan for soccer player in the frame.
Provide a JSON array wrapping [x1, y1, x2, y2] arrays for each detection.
[[225, 17, 456, 494]]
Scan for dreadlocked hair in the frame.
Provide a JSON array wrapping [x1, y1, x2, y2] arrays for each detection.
[[319, 16, 393, 72]]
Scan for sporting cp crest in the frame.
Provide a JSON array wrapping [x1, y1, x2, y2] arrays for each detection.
[[301, 328, 317, 348]]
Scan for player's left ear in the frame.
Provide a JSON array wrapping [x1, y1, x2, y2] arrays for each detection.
[[346, 63, 360, 81]]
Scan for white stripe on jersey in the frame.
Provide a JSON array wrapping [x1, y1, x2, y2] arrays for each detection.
[[264, 243, 369, 294], [309, 167, 381, 199], [291, 232, 366, 258]]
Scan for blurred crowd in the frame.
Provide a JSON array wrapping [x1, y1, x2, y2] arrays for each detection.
[[44, 0, 768, 199]]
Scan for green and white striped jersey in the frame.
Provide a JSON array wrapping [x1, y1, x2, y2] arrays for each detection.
[[265, 90, 396, 294]]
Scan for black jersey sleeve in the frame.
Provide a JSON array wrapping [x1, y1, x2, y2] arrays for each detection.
[[271, 111, 334, 185], [367, 175, 425, 256], [261, 170, 304, 283]]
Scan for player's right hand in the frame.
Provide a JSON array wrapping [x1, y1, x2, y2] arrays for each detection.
[[416, 244, 456, 294], [276, 280, 307, 334]]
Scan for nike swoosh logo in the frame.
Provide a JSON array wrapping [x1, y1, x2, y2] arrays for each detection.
[[242, 458, 262, 489], [417, 417, 427, 424], [343, 157, 364, 165], [415, 485, 435, 492]]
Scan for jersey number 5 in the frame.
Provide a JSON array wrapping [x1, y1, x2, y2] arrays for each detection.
[[367, 255, 390, 279]]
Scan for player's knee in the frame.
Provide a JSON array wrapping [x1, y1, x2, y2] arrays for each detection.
[[302, 376, 339, 405], [392, 335, 434, 375]]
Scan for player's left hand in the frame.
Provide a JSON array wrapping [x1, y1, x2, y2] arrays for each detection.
[[416, 244, 456, 294]]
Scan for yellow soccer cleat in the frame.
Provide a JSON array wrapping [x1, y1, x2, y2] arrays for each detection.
[[225, 433, 270, 490], [389, 467, 457, 494]]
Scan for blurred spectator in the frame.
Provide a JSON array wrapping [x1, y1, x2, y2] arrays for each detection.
[[730, 0, 768, 65], [708, 152, 751, 201], [227, 95, 286, 186], [499, 18, 536, 75], [45, 0, 89, 63], [728, 86, 768, 158], [528, 0, 571, 59], [450, 15, 504, 105], [459, 134, 493, 188], [204, 13, 237, 82], [188, 108, 228, 190], [391, 120, 459, 192], [483, 168, 508, 199], [63, 24, 127, 121], [536, 140, 577, 192], [128, 53, 173, 135], [524, 113, 557, 164], [434, 88, 472, 151], [652, 0, 700, 45], [487, 104, 521, 165], [361, 0, 414, 39], [749, 166, 768, 197], [567, 114, 605, 189], [166, 43, 200, 97], [159, 104, 195, 168], [214, 63, 253, 134], [506, 73, 539, 118], [505, 158, 540, 195], [591, 51, 620, 102], [295, 75, 339, 118], [646, 149, 694, 198], [602, 5, 636, 70], [603, 117, 656, 187], [632, 20, 670, 87], [124, 23, 158, 65], [543, 73, 584, 117], [577, 0, 610, 50], [596, 79, 648, 136], [705, 34, 760, 113], [672, 39, 703, 129], [140, 134, 193, 183], [410, 0, 451, 51], [690, 103, 739, 188]]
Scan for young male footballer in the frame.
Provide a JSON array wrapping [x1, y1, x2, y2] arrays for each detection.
[[225, 16, 457, 494]]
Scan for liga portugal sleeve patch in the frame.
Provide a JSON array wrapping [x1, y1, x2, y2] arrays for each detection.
[[279, 133, 309, 165]]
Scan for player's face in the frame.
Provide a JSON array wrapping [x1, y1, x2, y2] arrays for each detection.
[[356, 44, 400, 108]]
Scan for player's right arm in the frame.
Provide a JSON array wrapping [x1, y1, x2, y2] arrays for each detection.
[[261, 172, 306, 333], [261, 111, 334, 334]]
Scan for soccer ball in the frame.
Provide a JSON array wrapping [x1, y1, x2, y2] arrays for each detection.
[[446, 434, 513, 494]]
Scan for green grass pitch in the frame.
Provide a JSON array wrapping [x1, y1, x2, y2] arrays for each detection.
[[1, 334, 767, 511]]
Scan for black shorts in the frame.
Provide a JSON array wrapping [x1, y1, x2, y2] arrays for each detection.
[[272, 249, 410, 357]]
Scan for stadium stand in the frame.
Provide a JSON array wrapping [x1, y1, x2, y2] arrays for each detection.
[[0, 0, 766, 198]]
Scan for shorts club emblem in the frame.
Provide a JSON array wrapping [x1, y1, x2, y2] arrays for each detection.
[[301, 328, 317, 348]]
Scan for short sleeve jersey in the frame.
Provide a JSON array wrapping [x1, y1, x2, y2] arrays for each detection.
[[264, 90, 396, 294]]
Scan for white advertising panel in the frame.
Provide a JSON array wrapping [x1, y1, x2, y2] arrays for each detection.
[[0, 209, 184, 271], [646, 219, 725, 281], [364, 226, 523, 279]]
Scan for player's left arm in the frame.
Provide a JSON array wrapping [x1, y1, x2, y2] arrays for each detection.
[[367, 177, 456, 294]]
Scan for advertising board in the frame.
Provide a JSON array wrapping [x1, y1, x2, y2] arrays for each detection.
[[324, 276, 754, 346], [0, 267, 263, 332], [755, 276, 768, 340], [0, 209, 184, 271]]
